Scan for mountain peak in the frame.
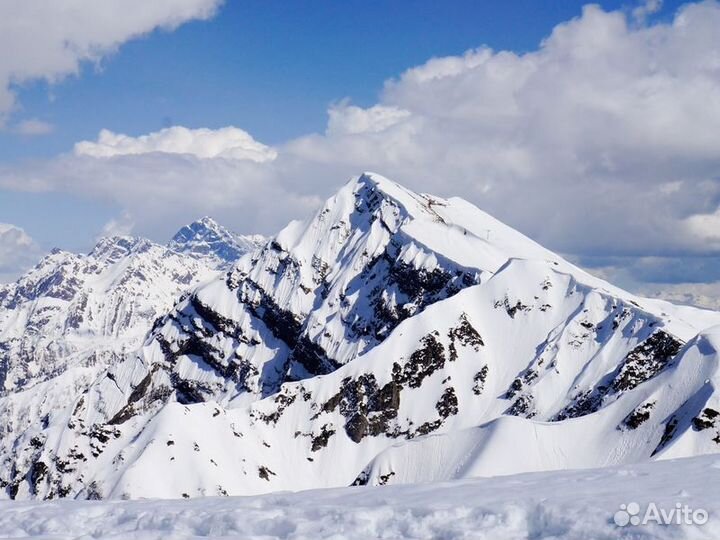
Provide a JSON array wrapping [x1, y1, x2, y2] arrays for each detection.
[[345, 172, 436, 216], [168, 217, 264, 265], [90, 235, 152, 262], [194, 216, 222, 230]]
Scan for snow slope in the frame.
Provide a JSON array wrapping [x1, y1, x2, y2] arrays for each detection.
[[3, 173, 720, 501], [359, 325, 720, 485], [1, 454, 718, 539]]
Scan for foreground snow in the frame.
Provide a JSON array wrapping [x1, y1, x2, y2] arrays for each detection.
[[2, 454, 719, 539]]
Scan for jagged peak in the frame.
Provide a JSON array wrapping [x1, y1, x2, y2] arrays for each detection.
[[90, 236, 153, 261], [287, 173, 439, 240], [272, 172, 534, 271], [342, 172, 444, 219], [169, 216, 263, 264], [182, 216, 224, 234]]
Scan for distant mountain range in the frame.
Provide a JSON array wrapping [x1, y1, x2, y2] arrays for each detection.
[[1, 173, 719, 500]]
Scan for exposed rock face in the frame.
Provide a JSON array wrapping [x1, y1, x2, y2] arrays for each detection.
[[3, 173, 720, 500], [554, 330, 684, 421], [0, 238, 213, 397], [621, 401, 656, 430], [612, 331, 683, 392]]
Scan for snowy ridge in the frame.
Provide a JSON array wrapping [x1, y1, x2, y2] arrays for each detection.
[[2, 173, 720, 501], [358, 326, 720, 486]]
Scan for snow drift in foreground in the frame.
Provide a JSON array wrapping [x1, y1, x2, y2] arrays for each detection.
[[1, 454, 718, 539]]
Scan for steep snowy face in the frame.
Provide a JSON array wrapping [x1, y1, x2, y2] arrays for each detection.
[[95, 172, 563, 421], [168, 217, 264, 267], [4, 172, 720, 501]]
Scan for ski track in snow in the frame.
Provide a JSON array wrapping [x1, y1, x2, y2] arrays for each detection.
[[1, 454, 720, 539]]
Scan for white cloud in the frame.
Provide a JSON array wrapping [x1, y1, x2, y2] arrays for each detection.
[[327, 103, 411, 135], [0, 151, 323, 241], [1, 0, 720, 287], [0, 0, 223, 124], [633, 0, 663, 23], [684, 208, 720, 248], [74, 126, 277, 162], [640, 282, 720, 311], [287, 1, 720, 257], [0, 224, 43, 283], [14, 119, 54, 136], [99, 212, 136, 239]]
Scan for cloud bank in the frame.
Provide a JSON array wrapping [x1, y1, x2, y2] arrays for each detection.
[[74, 126, 277, 162], [2, 1, 720, 294]]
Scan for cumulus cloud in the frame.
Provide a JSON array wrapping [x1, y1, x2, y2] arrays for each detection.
[[0, 224, 43, 283], [0, 0, 222, 124], [287, 0, 720, 258], [327, 103, 412, 135], [75, 126, 278, 162], [684, 209, 720, 248], [1, 0, 720, 293], [633, 0, 663, 23], [0, 151, 323, 241], [99, 212, 136, 239]]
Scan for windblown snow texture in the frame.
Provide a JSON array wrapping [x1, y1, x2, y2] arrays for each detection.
[[2, 172, 720, 501], [1, 455, 719, 539]]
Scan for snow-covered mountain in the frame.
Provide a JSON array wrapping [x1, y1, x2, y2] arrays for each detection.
[[0, 219, 262, 497], [0, 217, 261, 396], [168, 216, 265, 267], [2, 173, 720, 501]]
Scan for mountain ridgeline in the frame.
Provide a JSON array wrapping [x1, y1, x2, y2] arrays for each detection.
[[1, 173, 720, 500]]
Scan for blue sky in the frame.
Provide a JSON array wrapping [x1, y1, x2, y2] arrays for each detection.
[[2, 1, 661, 161], [1, 0, 719, 305]]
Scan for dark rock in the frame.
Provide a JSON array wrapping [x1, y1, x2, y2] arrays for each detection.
[[392, 333, 446, 389], [692, 408, 720, 431], [258, 465, 276, 481], [472, 366, 488, 395], [612, 331, 682, 392], [653, 417, 679, 456], [621, 401, 655, 430], [310, 424, 336, 451]]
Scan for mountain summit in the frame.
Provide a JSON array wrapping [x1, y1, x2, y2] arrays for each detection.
[[168, 216, 264, 266], [2, 173, 720, 500]]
